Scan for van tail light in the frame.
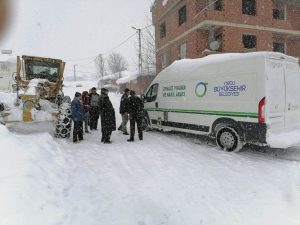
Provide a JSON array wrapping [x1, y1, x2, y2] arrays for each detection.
[[258, 97, 265, 124]]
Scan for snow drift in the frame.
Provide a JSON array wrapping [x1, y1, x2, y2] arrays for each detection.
[[1, 83, 300, 225]]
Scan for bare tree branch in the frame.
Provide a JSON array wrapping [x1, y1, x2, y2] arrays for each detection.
[[107, 52, 128, 77], [95, 54, 106, 78]]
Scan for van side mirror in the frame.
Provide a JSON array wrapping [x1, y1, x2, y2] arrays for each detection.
[[141, 94, 146, 102]]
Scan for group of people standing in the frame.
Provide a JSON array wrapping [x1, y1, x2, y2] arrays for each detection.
[[70, 87, 144, 144]]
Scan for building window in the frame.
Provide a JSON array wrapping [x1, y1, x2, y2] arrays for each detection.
[[214, 0, 222, 11], [160, 22, 166, 38], [273, 42, 285, 53], [273, 9, 285, 20], [178, 5, 187, 26], [243, 34, 257, 49], [179, 43, 187, 59], [242, 0, 256, 16], [160, 54, 167, 69]]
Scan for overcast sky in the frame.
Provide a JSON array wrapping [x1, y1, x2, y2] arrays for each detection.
[[0, 0, 154, 79]]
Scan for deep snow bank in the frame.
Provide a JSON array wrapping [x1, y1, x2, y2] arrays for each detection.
[[0, 124, 74, 225], [1, 83, 300, 225]]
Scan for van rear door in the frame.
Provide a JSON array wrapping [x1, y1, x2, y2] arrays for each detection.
[[284, 60, 300, 129], [265, 59, 285, 131]]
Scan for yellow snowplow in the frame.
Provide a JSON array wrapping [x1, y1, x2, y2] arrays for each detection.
[[0, 55, 72, 138]]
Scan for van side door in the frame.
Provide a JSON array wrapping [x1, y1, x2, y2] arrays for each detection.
[[144, 83, 159, 127]]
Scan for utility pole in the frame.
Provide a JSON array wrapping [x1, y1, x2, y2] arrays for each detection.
[[132, 27, 143, 94], [73, 64, 77, 81]]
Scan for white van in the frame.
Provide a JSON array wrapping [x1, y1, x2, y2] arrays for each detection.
[[143, 52, 300, 152]]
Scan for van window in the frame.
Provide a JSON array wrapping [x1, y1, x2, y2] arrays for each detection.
[[146, 84, 159, 102]]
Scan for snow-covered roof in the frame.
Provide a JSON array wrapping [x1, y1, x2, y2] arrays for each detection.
[[103, 84, 118, 88], [98, 73, 119, 81], [116, 70, 138, 85], [98, 68, 156, 85]]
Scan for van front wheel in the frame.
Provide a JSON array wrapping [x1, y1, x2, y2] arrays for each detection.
[[141, 116, 150, 131], [216, 127, 243, 152]]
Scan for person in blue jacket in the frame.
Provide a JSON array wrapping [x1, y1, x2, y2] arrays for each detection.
[[71, 92, 84, 143]]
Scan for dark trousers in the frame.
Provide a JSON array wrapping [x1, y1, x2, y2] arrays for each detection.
[[83, 112, 89, 132], [101, 129, 112, 142], [90, 106, 100, 130], [129, 117, 143, 140], [73, 121, 83, 142]]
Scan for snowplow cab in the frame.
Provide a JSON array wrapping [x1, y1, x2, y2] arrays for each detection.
[[15, 55, 65, 102], [13, 55, 66, 122], [0, 55, 72, 138]]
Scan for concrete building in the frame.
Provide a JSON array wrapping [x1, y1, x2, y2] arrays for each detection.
[[151, 0, 300, 73]]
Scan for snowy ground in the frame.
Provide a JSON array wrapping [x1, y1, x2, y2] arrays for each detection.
[[1, 81, 300, 225]]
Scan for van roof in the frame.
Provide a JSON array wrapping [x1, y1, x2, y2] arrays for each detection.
[[155, 52, 298, 82]]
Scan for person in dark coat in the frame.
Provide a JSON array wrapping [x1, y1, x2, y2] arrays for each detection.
[[71, 92, 84, 143], [117, 88, 130, 135], [99, 88, 116, 144], [89, 87, 100, 130], [127, 90, 144, 142], [82, 91, 90, 133]]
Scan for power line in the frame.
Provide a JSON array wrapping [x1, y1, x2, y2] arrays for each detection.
[[194, 0, 220, 19], [77, 70, 97, 74], [142, 24, 153, 30], [76, 64, 94, 69], [65, 32, 137, 63], [65, 55, 96, 62], [102, 32, 136, 55], [65, 69, 97, 75], [76, 60, 95, 67]]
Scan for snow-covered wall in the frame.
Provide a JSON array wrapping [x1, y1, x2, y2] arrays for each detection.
[[0, 56, 16, 91]]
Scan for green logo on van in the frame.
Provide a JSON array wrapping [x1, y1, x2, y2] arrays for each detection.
[[195, 82, 208, 98]]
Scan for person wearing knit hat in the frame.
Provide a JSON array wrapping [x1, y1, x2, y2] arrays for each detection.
[[71, 92, 84, 143], [88, 87, 100, 130], [127, 90, 144, 142], [82, 91, 90, 133], [117, 88, 130, 135], [99, 88, 116, 143]]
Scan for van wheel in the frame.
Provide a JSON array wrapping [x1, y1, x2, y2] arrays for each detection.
[[141, 116, 150, 131], [216, 127, 244, 152]]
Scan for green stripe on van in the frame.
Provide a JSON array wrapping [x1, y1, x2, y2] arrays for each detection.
[[145, 108, 259, 118]]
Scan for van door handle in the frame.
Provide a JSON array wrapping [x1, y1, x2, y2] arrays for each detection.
[[155, 102, 158, 108], [288, 103, 291, 110]]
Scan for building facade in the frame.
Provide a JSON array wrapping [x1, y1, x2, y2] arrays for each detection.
[[151, 0, 300, 73]]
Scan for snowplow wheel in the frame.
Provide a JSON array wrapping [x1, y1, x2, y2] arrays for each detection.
[[216, 127, 244, 152], [55, 96, 72, 138]]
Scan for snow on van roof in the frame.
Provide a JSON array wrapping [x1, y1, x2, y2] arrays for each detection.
[[156, 52, 298, 81]]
